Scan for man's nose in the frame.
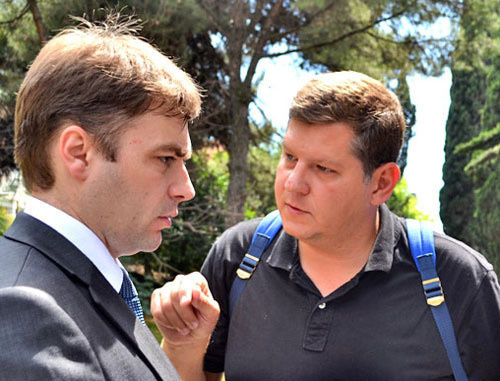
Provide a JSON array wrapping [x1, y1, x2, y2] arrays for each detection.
[[171, 163, 196, 202], [284, 163, 309, 195]]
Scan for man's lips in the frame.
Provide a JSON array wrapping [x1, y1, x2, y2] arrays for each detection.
[[284, 203, 307, 214], [158, 216, 173, 228]]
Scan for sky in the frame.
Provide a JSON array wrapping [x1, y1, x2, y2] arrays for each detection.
[[253, 55, 452, 232]]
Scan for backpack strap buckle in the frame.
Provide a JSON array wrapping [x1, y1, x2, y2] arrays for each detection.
[[236, 253, 260, 280], [422, 277, 445, 306]]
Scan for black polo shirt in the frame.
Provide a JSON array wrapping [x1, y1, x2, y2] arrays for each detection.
[[201, 205, 500, 380]]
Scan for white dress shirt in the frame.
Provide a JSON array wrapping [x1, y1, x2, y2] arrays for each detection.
[[23, 196, 124, 292]]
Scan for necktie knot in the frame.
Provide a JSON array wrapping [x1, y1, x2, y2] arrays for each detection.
[[119, 268, 145, 324]]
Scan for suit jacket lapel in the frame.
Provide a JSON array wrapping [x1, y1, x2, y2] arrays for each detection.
[[4, 212, 176, 379], [88, 270, 175, 378]]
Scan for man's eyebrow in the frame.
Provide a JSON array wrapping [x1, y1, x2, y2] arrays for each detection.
[[281, 140, 343, 168], [155, 144, 192, 159]]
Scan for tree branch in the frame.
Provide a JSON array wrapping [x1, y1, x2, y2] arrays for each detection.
[[246, 0, 266, 35], [262, 8, 408, 59], [366, 31, 452, 46], [150, 251, 184, 275], [195, 0, 230, 37], [0, 3, 30, 25], [244, 0, 285, 88], [264, 1, 356, 45]]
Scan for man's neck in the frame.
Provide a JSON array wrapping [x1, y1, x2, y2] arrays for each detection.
[[31, 189, 80, 223], [298, 211, 380, 297]]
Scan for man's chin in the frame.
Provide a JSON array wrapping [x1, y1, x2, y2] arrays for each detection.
[[282, 221, 307, 240], [144, 236, 163, 253], [121, 235, 163, 256]]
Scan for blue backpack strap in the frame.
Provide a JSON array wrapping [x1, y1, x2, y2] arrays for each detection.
[[406, 219, 468, 381], [228, 210, 282, 317]]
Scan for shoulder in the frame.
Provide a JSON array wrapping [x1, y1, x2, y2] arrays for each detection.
[[206, 218, 261, 264], [433, 230, 493, 272], [432, 231, 497, 304], [396, 216, 499, 312], [394, 215, 493, 276], [0, 236, 36, 287], [0, 286, 91, 337]]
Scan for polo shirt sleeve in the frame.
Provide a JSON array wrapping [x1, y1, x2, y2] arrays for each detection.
[[200, 219, 259, 373], [432, 230, 500, 380], [459, 269, 500, 380]]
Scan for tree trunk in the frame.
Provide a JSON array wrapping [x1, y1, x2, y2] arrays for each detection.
[[224, 87, 251, 227]]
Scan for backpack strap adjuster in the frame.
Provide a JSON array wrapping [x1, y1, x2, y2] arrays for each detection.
[[229, 211, 282, 317], [422, 277, 445, 306], [236, 253, 260, 280]]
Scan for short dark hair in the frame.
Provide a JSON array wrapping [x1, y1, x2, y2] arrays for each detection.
[[289, 71, 406, 177], [15, 14, 202, 192]]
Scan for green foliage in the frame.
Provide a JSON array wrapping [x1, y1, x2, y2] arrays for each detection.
[[296, 0, 458, 77], [456, 125, 500, 173], [245, 143, 280, 219], [470, 169, 500, 272], [387, 178, 430, 220], [440, 68, 485, 245], [0, 206, 13, 234], [441, 0, 500, 274]]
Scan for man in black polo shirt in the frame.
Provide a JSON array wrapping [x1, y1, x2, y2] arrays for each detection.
[[151, 71, 500, 381]]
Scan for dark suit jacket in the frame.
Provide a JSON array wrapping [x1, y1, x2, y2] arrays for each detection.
[[0, 212, 179, 380]]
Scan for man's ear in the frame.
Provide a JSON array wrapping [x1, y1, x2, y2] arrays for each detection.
[[58, 125, 94, 181], [369, 162, 401, 206]]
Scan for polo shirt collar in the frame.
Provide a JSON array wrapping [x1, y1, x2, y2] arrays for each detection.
[[265, 204, 402, 274], [363, 203, 399, 273]]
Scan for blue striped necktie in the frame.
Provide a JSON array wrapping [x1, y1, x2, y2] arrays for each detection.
[[119, 268, 145, 325]]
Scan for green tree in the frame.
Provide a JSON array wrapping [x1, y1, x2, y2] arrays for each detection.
[[439, 0, 498, 245], [440, 68, 486, 245], [440, 0, 500, 262], [455, 60, 500, 273], [387, 178, 430, 220], [455, 125, 500, 272]]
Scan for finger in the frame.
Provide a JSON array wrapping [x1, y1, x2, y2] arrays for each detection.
[[191, 286, 220, 323], [153, 283, 192, 335], [151, 289, 191, 339], [173, 277, 202, 330], [182, 272, 214, 299]]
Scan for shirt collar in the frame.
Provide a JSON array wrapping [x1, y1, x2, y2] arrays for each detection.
[[23, 196, 124, 292], [363, 203, 400, 273], [266, 204, 401, 274]]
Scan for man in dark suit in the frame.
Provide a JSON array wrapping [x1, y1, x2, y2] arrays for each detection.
[[0, 14, 210, 380]]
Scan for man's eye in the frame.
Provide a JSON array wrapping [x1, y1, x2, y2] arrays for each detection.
[[285, 153, 295, 161], [160, 156, 174, 164], [317, 165, 333, 173]]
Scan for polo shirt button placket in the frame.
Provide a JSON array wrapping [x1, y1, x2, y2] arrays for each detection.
[[302, 300, 333, 352]]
